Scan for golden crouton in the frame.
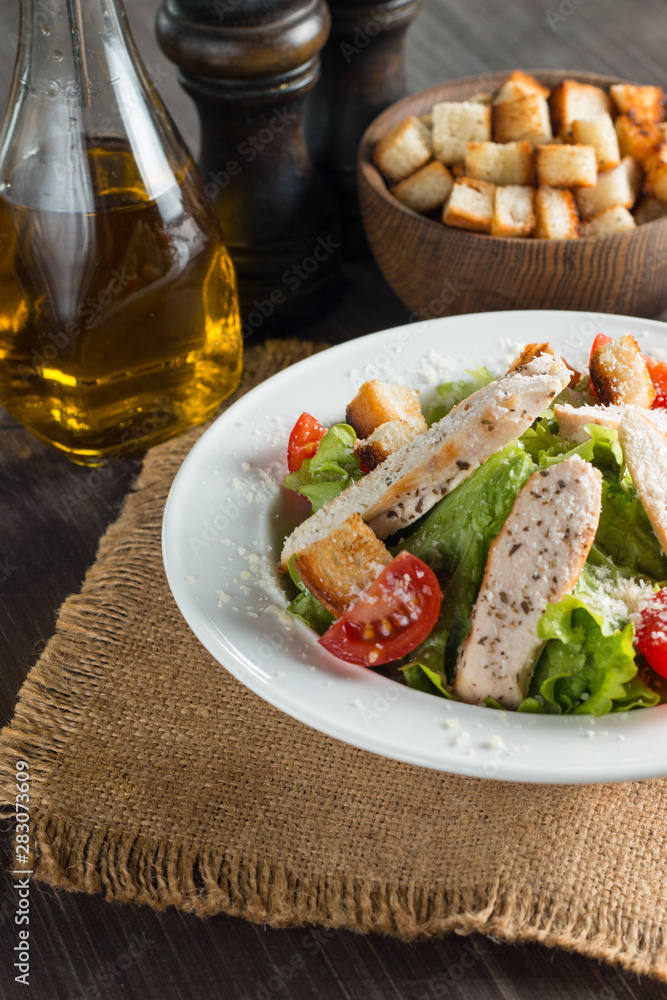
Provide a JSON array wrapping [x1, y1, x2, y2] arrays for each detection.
[[575, 156, 643, 219], [534, 186, 580, 239], [491, 185, 535, 237], [465, 140, 534, 185], [373, 115, 433, 182], [610, 83, 664, 124], [535, 143, 597, 188], [392, 161, 454, 213], [643, 145, 667, 202], [509, 342, 580, 386], [442, 177, 495, 233], [432, 101, 492, 165], [615, 114, 663, 166], [589, 334, 656, 407], [634, 195, 667, 225], [492, 93, 552, 146], [357, 420, 419, 472], [571, 115, 620, 171], [294, 513, 392, 618], [346, 380, 427, 440], [582, 205, 637, 238], [549, 81, 612, 139], [494, 70, 550, 104]]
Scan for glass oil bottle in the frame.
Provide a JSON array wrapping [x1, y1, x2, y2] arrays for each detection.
[[0, 0, 242, 465]]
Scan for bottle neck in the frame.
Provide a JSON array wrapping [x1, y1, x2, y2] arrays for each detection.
[[15, 0, 135, 103], [1, 0, 189, 209]]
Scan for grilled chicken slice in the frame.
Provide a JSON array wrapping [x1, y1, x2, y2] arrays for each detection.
[[618, 409, 667, 556], [281, 355, 571, 569], [453, 456, 602, 708], [555, 402, 667, 444]]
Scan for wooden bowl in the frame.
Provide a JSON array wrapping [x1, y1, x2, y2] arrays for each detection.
[[358, 70, 667, 320]]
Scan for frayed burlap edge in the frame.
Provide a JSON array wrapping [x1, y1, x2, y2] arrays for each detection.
[[0, 338, 666, 983], [5, 808, 667, 983]]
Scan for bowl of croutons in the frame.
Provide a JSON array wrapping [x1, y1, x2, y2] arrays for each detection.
[[358, 69, 667, 319]]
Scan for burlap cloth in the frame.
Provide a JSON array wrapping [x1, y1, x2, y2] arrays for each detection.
[[1, 340, 667, 982]]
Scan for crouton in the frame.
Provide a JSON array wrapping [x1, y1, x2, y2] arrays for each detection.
[[509, 342, 580, 387], [533, 186, 580, 239], [492, 93, 552, 146], [392, 161, 454, 213], [575, 156, 643, 218], [615, 114, 663, 166], [345, 380, 427, 440], [357, 420, 420, 472], [373, 115, 433, 182], [659, 122, 667, 143], [494, 70, 550, 104], [442, 177, 495, 233], [432, 101, 492, 165], [549, 80, 612, 139], [465, 140, 534, 185], [643, 145, 667, 202], [491, 185, 535, 237], [610, 83, 664, 124], [571, 115, 620, 171], [634, 195, 667, 224], [294, 513, 392, 618], [451, 161, 466, 178], [589, 334, 656, 407], [535, 143, 597, 188], [582, 205, 637, 238]]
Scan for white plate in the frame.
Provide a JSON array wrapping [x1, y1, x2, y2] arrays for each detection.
[[162, 310, 667, 784]]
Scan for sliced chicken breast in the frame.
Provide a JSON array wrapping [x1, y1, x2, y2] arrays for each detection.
[[618, 409, 667, 556], [453, 456, 602, 708], [554, 402, 667, 444], [281, 355, 571, 569]]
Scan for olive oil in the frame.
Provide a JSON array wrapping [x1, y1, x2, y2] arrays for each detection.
[[0, 143, 242, 465]]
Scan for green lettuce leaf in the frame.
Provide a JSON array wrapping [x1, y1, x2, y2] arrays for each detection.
[[398, 442, 536, 690], [596, 472, 667, 581], [520, 415, 623, 471], [519, 594, 659, 715], [285, 556, 334, 635], [401, 663, 455, 699], [283, 423, 363, 512], [428, 365, 495, 424]]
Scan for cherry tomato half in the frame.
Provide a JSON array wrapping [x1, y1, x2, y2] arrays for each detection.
[[319, 551, 442, 667], [635, 588, 667, 679], [287, 412, 327, 473], [644, 355, 667, 409]]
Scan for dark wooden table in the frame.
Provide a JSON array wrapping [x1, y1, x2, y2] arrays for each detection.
[[2, 1, 667, 997]]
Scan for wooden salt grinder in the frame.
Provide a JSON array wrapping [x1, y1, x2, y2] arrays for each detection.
[[156, 0, 343, 334], [308, 0, 421, 247]]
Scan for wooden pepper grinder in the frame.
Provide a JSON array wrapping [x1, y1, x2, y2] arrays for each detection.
[[307, 0, 421, 248], [156, 0, 343, 335]]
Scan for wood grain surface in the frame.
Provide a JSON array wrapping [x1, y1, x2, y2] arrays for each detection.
[[1, 1, 667, 998]]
